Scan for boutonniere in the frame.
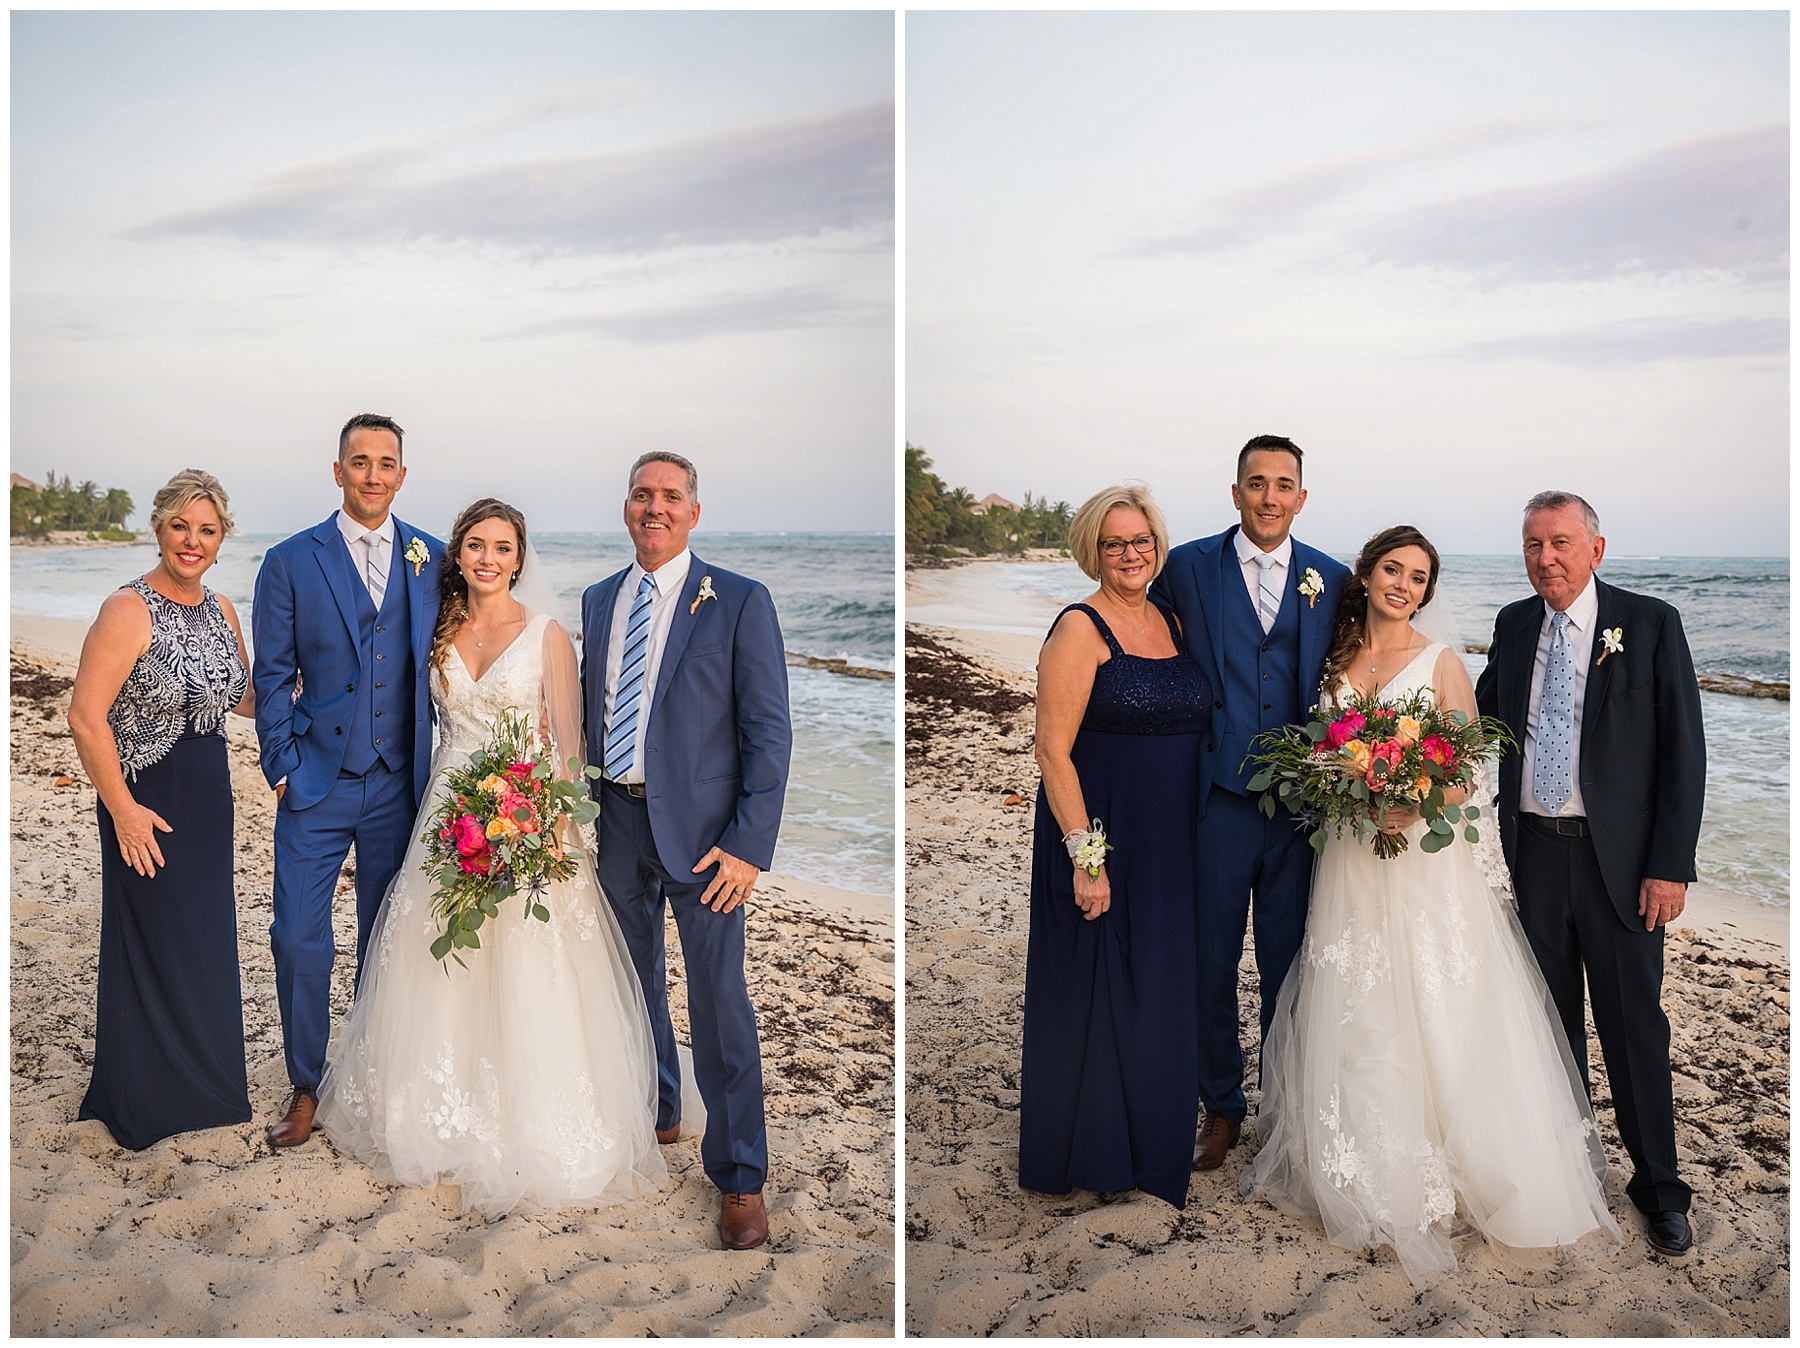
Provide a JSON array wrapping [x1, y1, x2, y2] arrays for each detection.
[[688, 574, 717, 615], [1298, 567, 1324, 609], [1597, 626, 1624, 664], [404, 537, 430, 577]]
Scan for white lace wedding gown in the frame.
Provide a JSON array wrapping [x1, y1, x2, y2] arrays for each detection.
[[317, 612, 667, 1216], [1241, 641, 1620, 1284]]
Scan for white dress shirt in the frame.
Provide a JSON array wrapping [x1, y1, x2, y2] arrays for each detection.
[[1234, 530, 1292, 619], [601, 547, 693, 786], [1519, 577, 1600, 818], [335, 510, 394, 602]]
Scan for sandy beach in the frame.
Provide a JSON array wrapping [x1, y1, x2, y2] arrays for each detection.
[[10, 621, 895, 1336], [903, 559, 1788, 1337]]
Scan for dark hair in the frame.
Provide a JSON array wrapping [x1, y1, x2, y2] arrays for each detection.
[[1318, 525, 1442, 695], [428, 498, 529, 688], [1236, 434, 1303, 484], [339, 413, 405, 462]]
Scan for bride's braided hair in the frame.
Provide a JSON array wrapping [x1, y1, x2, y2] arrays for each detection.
[[1318, 524, 1441, 695], [428, 498, 530, 691]]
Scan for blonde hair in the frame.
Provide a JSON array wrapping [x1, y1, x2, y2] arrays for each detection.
[[149, 468, 234, 535], [1067, 482, 1169, 581]]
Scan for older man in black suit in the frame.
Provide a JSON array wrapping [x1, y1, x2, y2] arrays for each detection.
[[1475, 490, 1705, 1257]]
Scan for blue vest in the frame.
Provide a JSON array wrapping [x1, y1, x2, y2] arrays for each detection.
[[339, 571, 414, 777], [1214, 562, 1303, 793]]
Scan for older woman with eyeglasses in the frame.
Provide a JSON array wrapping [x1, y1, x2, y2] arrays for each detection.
[[1018, 483, 1214, 1209]]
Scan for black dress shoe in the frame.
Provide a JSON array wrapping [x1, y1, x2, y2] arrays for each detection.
[[1646, 1210, 1693, 1254]]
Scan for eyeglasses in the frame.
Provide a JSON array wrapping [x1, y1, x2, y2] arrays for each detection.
[[1098, 536, 1157, 559]]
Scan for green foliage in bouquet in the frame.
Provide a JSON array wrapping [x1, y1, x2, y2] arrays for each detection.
[[1246, 687, 1516, 860], [421, 707, 603, 966]]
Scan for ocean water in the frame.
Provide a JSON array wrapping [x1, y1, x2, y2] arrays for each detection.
[[12, 532, 897, 898], [924, 553, 1790, 909]]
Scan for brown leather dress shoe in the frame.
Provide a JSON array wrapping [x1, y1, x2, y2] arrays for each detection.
[[266, 1089, 317, 1148], [655, 1123, 680, 1144], [718, 1191, 769, 1250], [1193, 1113, 1241, 1171]]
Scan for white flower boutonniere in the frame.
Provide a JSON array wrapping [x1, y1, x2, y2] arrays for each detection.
[[404, 537, 430, 577], [688, 574, 717, 615], [1299, 567, 1325, 609], [1597, 626, 1624, 664]]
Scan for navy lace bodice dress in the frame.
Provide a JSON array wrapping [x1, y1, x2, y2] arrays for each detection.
[[1019, 602, 1212, 1208], [79, 579, 252, 1149]]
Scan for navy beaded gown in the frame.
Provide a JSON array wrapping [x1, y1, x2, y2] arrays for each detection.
[[1019, 602, 1212, 1209], [79, 578, 252, 1150]]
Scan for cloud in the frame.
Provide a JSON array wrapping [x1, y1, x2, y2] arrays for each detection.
[[1456, 314, 1787, 367], [507, 286, 889, 344], [124, 100, 894, 256], [1126, 116, 1576, 257], [1362, 124, 1788, 283]]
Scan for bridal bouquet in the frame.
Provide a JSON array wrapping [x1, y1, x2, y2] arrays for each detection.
[[420, 707, 603, 965], [1246, 688, 1514, 859]]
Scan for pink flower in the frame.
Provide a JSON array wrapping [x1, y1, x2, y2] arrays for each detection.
[[1420, 735, 1457, 769], [1325, 710, 1366, 749], [457, 848, 493, 876], [499, 791, 538, 834], [451, 813, 488, 858], [506, 760, 536, 782]]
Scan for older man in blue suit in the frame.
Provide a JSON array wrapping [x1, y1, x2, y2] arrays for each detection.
[[252, 413, 444, 1149], [1150, 435, 1348, 1171], [581, 451, 792, 1251]]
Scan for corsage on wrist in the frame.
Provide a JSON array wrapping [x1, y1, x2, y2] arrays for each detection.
[[1063, 818, 1112, 879]]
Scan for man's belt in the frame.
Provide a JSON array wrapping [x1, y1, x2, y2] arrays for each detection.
[[1523, 812, 1588, 838], [603, 778, 648, 799]]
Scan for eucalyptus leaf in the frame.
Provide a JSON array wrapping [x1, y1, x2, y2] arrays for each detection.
[[1420, 831, 1450, 853], [1464, 805, 1480, 819], [431, 934, 453, 961], [1429, 817, 1452, 835], [533, 904, 550, 923], [1258, 793, 1276, 819], [1441, 802, 1462, 823], [1247, 768, 1275, 793], [1309, 829, 1327, 855], [1464, 825, 1479, 843]]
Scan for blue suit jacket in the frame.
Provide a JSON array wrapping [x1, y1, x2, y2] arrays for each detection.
[[251, 514, 444, 811], [580, 554, 792, 875], [1150, 526, 1348, 817]]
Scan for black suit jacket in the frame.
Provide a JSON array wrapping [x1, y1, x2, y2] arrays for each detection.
[[1475, 577, 1705, 931]]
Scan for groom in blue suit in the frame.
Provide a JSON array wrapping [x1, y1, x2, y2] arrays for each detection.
[[1150, 435, 1347, 1169], [252, 414, 444, 1148], [580, 451, 792, 1250]]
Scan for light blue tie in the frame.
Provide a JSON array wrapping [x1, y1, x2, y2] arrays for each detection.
[[1532, 611, 1575, 814], [1253, 552, 1281, 633], [604, 573, 656, 780], [363, 532, 387, 608]]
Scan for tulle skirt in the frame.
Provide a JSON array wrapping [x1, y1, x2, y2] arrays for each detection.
[[317, 779, 668, 1217], [1241, 821, 1621, 1284]]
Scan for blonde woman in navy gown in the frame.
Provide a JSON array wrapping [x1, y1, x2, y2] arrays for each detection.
[[1020, 484, 1212, 1208], [67, 470, 255, 1149]]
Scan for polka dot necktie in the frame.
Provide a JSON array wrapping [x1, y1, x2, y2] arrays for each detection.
[[1253, 552, 1281, 634], [1532, 610, 1574, 814]]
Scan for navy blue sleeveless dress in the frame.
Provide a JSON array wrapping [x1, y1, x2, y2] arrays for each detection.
[[1019, 602, 1212, 1209], [79, 578, 252, 1149]]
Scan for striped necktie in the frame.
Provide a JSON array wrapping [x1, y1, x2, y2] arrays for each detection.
[[363, 532, 387, 608], [1253, 552, 1281, 634], [604, 573, 657, 780], [1532, 610, 1575, 814]]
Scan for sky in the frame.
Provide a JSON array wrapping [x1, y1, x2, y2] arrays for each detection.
[[13, 11, 894, 535], [907, 11, 1788, 557]]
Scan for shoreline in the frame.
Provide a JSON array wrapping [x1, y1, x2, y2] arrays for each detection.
[[10, 641, 894, 1335], [7, 611, 895, 913], [904, 627, 1789, 1336]]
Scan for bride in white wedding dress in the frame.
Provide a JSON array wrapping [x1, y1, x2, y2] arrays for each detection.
[[317, 499, 668, 1216], [1241, 525, 1620, 1285]]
